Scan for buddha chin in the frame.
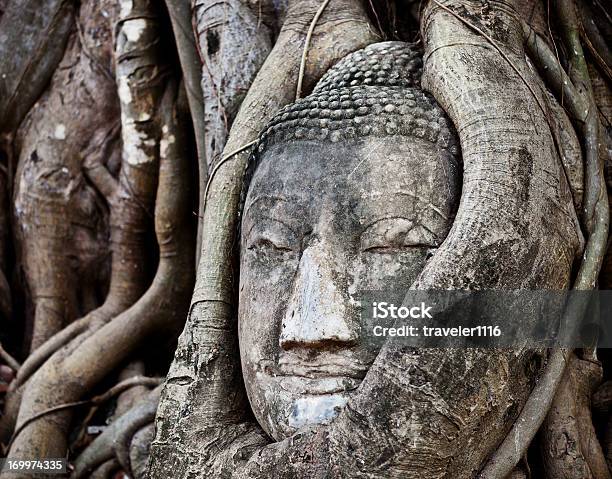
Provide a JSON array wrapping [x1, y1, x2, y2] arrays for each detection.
[[237, 42, 461, 441], [257, 356, 363, 435], [255, 336, 372, 438]]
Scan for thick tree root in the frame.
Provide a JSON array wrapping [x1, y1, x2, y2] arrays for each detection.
[[11, 317, 90, 390], [71, 386, 161, 479], [89, 459, 120, 479], [130, 423, 156, 479], [114, 361, 148, 418], [0, 0, 183, 468], [8, 376, 160, 450], [1, 75, 194, 473], [0, 344, 18, 373], [540, 354, 609, 479], [480, 0, 610, 475], [193, 0, 273, 264], [0, 0, 76, 132], [11, 0, 120, 351]]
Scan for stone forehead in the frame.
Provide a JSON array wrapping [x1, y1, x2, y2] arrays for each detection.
[[254, 41, 459, 154]]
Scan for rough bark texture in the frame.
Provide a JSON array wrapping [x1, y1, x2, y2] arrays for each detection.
[[1, 0, 195, 469], [164, 0, 208, 263], [541, 354, 609, 479], [12, 0, 119, 351], [72, 386, 161, 478], [196, 0, 274, 171], [0, 0, 75, 132]]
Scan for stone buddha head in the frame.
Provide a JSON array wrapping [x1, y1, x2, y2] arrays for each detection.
[[238, 42, 461, 441]]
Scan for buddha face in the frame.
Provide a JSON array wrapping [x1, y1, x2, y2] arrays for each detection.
[[238, 136, 459, 440]]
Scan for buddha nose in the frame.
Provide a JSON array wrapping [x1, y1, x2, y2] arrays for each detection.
[[280, 246, 358, 351]]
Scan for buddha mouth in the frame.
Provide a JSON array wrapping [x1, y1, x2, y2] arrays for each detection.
[[277, 375, 362, 395], [259, 355, 370, 395]]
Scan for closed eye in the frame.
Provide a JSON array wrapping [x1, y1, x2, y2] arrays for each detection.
[[243, 216, 300, 254], [361, 218, 440, 253], [362, 243, 432, 253], [248, 236, 294, 252]]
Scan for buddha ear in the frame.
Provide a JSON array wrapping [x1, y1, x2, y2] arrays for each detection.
[[414, 1, 583, 291]]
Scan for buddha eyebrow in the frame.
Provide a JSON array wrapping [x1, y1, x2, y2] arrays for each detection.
[[243, 195, 289, 218], [243, 215, 300, 241], [361, 215, 415, 231], [392, 191, 450, 220], [243, 196, 304, 238]]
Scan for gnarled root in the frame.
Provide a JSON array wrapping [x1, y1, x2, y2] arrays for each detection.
[[0, 1, 195, 470], [71, 386, 161, 479], [541, 353, 610, 479], [11, 0, 120, 352], [90, 459, 120, 479], [1, 74, 194, 472]]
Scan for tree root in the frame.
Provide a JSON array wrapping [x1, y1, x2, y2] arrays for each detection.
[[479, 1, 610, 476], [540, 353, 610, 479], [194, 0, 273, 165], [164, 0, 208, 261], [296, 0, 332, 99], [129, 423, 156, 479], [114, 361, 148, 418], [2, 74, 194, 471], [594, 381, 612, 414], [0, 316, 95, 446], [192, 0, 274, 264], [71, 386, 161, 479], [89, 459, 120, 479], [576, 1, 612, 82], [11, 4, 119, 350], [10, 316, 90, 391], [573, 356, 610, 479], [0, 343, 19, 372], [8, 376, 161, 450], [0, 0, 75, 132], [0, 0, 183, 468]]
